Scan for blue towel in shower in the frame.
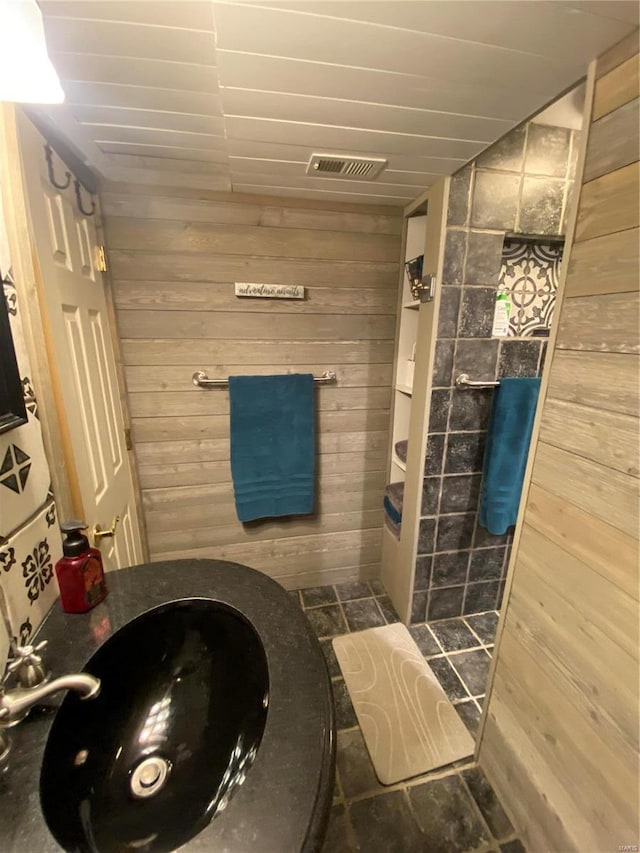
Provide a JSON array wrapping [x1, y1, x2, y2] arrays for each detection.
[[479, 377, 541, 535], [229, 374, 315, 522]]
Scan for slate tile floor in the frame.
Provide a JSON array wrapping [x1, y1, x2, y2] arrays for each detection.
[[291, 581, 525, 853]]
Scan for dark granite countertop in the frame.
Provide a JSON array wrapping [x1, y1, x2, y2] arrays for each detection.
[[0, 559, 335, 852]]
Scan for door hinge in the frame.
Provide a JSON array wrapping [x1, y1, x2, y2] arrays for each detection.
[[419, 273, 436, 302], [124, 427, 132, 451], [95, 245, 108, 272]]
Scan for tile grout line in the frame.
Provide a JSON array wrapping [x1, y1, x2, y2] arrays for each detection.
[[461, 613, 492, 648], [446, 651, 486, 703], [458, 769, 508, 851], [338, 756, 478, 807]]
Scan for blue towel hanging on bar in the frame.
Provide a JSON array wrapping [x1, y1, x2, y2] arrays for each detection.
[[479, 377, 541, 535], [229, 374, 316, 523]]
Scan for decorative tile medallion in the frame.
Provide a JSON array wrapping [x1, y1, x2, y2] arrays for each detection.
[[0, 501, 61, 639], [0, 444, 31, 494], [0, 547, 15, 573], [2, 272, 17, 316], [26, 398, 39, 421], [0, 407, 50, 537], [499, 239, 564, 337], [19, 617, 33, 645], [0, 270, 50, 536], [22, 375, 35, 400], [22, 538, 54, 604]]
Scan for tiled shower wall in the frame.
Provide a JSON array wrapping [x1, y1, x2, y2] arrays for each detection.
[[0, 179, 61, 660], [411, 120, 580, 623]]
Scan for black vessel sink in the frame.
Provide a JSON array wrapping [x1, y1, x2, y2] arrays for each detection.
[[40, 598, 269, 852]]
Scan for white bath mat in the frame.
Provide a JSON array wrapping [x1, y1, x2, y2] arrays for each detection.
[[333, 623, 474, 785]]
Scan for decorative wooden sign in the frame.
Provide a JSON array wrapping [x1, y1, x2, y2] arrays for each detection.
[[235, 282, 305, 299]]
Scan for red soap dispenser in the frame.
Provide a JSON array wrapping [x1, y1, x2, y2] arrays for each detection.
[[55, 521, 108, 613]]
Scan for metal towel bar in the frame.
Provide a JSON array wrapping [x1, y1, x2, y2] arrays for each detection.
[[455, 373, 500, 390], [192, 370, 337, 388]]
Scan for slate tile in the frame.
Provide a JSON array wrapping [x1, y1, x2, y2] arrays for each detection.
[[437, 288, 462, 340], [462, 766, 514, 841], [429, 388, 451, 432], [440, 474, 482, 514], [498, 340, 541, 378], [455, 700, 482, 737], [471, 171, 520, 230], [464, 231, 504, 285], [342, 598, 385, 632], [500, 841, 526, 853], [414, 555, 433, 591], [459, 287, 496, 338], [430, 618, 480, 652], [306, 604, 348, 638], [418, 517, 436, 554], [323, 804, 351, 853], [421, 477, 441, 517], [465, 611, 499, 645], [350, 790, 424, 853], [428, 586, 465, 621], [425, 433, 446, 476], [525, 124, 571, 177], [377, 595, 400, 624], [454, 339, 499, 382], [335, 581, 373, 601], [518, 176, 564, 235], [447, 164, 472, 226], [469, 547, 507, 582], [369, 579, 385, 596], [433, 339, 456, 387], [411, 590, 428, 624], [301, 586, 337, 608], [442, 230, 467, 285], [464, 581, 500, 615], [449, 388, 493, 431], [449, 649, 491, 696], [445, 432, 486, 474], [437, 513, 476, 552], [432, 551, 470, 588], [337, 728, 381, 799], [476, 123, 526, 172], [409, 624, 441, 657], [474, 523, 512, 549], [332, 679, 357, 729], [408, 773, 491, 853]]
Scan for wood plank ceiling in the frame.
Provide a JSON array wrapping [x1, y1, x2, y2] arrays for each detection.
[[36, 0, 639, 205]]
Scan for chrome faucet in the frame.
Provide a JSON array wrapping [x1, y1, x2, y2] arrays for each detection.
[[0, 641, 101, 766], [0, 671, 101, 724]]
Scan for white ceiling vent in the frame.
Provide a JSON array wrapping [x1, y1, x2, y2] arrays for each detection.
[[306, 153, 387, 181]]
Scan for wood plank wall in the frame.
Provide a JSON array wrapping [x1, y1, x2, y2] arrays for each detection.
[[100, 182, 402, 588], [478, 31, 640, 853]]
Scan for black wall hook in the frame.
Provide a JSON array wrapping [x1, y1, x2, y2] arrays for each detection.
[[74, 179, 95, 217], [44, 144, 71, 191]]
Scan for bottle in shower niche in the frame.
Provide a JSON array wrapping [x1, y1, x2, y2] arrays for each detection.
[[54, 521, 108, 613]]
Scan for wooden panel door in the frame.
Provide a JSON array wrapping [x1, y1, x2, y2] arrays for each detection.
[[17, 114, 142, 571], [477, 31, 639, 853]]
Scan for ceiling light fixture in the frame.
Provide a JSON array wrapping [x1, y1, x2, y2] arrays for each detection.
[[0, 0, 64, 104]]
